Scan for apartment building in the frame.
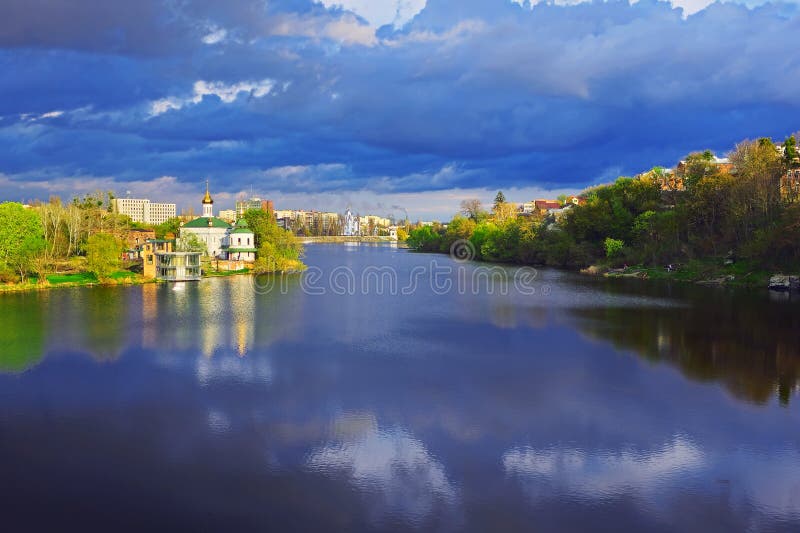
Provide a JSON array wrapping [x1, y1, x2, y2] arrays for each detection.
[[112, 198, 176, 225]]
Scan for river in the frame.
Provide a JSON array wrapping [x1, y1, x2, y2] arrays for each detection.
[[1, 244, 799, 532]]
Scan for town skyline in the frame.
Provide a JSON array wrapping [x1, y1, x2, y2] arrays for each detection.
[[4, 0, 800, 220]]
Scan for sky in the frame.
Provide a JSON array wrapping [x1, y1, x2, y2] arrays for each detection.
[[2, 0, 800, 219]]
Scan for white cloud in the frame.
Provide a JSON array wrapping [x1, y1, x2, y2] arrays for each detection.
[[149, 79, 275, 116], [18, 110, 65, 122], [202, 26, 228, 44], [270, 12, 378, 46], [318, 0, 427, 28]]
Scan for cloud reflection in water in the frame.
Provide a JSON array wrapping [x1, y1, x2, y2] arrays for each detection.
[[306, 413, 460, 527]]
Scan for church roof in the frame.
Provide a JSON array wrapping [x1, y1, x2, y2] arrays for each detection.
[[230, 219, 253, 234], [182, 217, 231, 229], [202, 181, 213, 204]]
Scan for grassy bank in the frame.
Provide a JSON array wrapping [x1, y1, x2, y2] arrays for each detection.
[[0, 270, 153, 293], [592, 259, 774, 288]]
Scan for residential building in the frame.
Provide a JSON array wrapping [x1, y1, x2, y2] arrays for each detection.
[[675, 156, 733, 178], [236, 197, 274, 219], [179, 183, 232, 257], [276, 209, 341, 235], [534, 199, 561, 214], [218, 209, 237, 223], [111, 198, 176, 225]]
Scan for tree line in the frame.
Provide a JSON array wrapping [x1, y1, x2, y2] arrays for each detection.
[[407, 136, 800, 272]]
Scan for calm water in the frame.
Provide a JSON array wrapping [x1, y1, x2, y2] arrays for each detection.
[[1, 244, 799, 532]]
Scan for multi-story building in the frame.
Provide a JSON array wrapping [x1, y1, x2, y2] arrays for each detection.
[[236, 197, 274, 219], [111, 198, 176, 225], [218, 209, 237, 223], [276, 210, 340, 235]]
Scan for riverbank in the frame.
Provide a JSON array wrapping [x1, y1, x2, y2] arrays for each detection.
[[0, 271, 154, 293], [581, 259, 798, 290]]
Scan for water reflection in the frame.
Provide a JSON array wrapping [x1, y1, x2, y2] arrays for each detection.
[[307, 412, 460, 527], [1, 246, 799, 531], [503, 436, 705, 501], [565, 285, 800, 405], [0, 292, 46, 372]]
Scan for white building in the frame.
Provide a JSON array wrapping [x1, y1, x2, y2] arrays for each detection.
[[112, 198, 176, 225], [227, 219, 257, 261], [218, 209, 237, 223], [343, 208, 359, 236], [179, 183, 232, 257]]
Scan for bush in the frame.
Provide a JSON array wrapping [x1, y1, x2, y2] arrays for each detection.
[[604, 237, 625, 259], [84, 233, 124, 279]]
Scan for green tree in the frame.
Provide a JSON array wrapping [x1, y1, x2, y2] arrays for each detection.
[[783, 135, 799, 169], [155, 217, 182, 239], [84, 233, 124, 279], [604, 237, 624, 259], [243, 209, 305, 273], [494, 191, 506, 209], [177, 233, 207, 253], [0, 202, 46, 282]]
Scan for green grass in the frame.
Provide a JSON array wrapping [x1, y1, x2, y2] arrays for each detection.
[[609, 258, 772, 287], [109, 271, 137, 280], [204, 268, 251, 277], [46, 272, 98, 285]]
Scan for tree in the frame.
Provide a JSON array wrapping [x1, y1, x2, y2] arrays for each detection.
[[492, 202, 517, 224], [177, 233, 207, 253], [155, 217, 182, 239], [604, 237, 624, 259], [84, 233, 124, 279], [460, 199, 486, 221], [494, 191, 506, 210], [0, 202, 46, 282], [784, 135, 800, 169], [244, 209, 305, 273]]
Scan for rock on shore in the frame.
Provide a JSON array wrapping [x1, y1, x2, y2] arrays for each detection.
[[768, 275, 800, 291]]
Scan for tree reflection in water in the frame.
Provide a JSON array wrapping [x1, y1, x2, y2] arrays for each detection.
[[568, 282, 800, 406]]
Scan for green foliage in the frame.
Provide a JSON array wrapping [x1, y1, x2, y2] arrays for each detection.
[[244, 209, 306, 273], [84, 233, 124, 279], [783, 135, 799, 168], [406, 225, 443, 252], [155, 217, 182, 239], [604, 237, 624, 259], [177, 232, 207, 253], [0, 202, 46, 282]]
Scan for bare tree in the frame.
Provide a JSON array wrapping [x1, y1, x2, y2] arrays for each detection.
[[460, 199, 484, 221]]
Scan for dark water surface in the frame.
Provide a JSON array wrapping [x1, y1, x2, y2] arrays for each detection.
[[1, 244, 799, 532]]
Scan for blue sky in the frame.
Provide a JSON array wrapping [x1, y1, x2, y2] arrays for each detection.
[[1, 0, 799, 219]]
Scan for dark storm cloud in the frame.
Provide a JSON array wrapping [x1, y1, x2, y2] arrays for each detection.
[[1, 0, 800, 199]]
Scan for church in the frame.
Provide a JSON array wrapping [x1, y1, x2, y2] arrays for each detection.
[[180, 183, 233, 258]]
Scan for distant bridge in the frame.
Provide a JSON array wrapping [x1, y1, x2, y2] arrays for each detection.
[[297, 236, 398, 244]]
